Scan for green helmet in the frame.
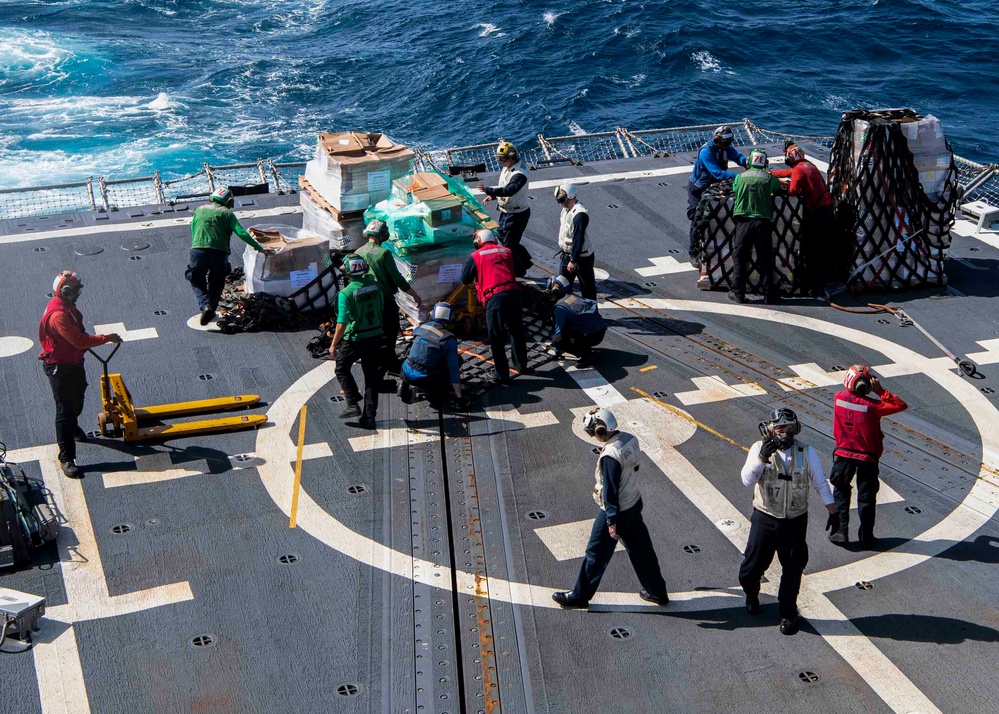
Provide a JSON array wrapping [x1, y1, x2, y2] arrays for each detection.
[[748, 149, 768, 170], [210, 187, 234, 207], [364, 219, 389, 241], [342, 253, 369, 277]]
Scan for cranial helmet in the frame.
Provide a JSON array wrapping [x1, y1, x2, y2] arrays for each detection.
[[554, 183, 576, 204], [431, 302, 454, 324], [364, 219, 389, 241], [210, 186, 234, 207], [341, 253, 369, 277], [784, 144, 805, 166], [496, 141, 519, 162], [583, 407, 618, 439], [760, 407, 800, 449], [843, 364, 873, 396], [748, 149, 769, 170], [714, 126, 735, 146], [547, 274, 571, 297], [473, 229, 497, 247], [53, 270, 83, 300]]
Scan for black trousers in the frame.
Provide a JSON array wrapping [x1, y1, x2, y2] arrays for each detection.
[[402, 371, 450, 410], [829, 456, 881, 542], [732, 217, 775, 298], [334, 337, 382, 418], [559, 251, 597, 300], [381, 295, 402, 373], [686, 181, 706, 258], [485, 290, 528, 381], [569, 499, 668, 603], [800, 204, 835, 292], [739, 509, 809, 619], [553, 328, 605, 358], [44, 362, 87, 463], [497, 209, 531, 248], [185, 248, 230, 311]]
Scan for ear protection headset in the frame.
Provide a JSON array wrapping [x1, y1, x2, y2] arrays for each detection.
[[583, 407, 617, 439], [53, 270, 82, 299], [843, 364, 872, 396]]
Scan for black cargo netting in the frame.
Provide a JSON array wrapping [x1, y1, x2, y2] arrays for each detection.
[[216, 266, 340, 334], [827, 109, 958, 290], [694, 181, 808, 296]]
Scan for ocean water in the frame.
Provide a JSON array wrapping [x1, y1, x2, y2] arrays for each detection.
[[1, 0, 996, 189]]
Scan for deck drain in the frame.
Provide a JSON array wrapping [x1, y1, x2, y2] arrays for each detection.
[[682, 544, 701, 554], [335, 682, 363, 698], [74, 246, 104, 256], [32, 246, 47, 253], [145, 519, 159, 527], [329, 395, 346, 403], [652, 390, 668, 399], [607, 626, 633, 640], [969, 246, 981, 252], [643, 281, 658, 288], [190, 634, 216, 648], [153, 310, 168, 316], [129, 255, 143, 261], [234, 453, 253, 462], [904, 505, 922, 514], [277, 554, 299, 564], [608, 204, 620, 209], [198, 374, 214, 381], [347, 484, 368, 495], [121, 241, 149, 251], [829, 365, 845, 371], [110, 524, 132, 534], [525, 510, 548, 521], [667, 248, 679, 254], [591, 447, 601, 454], [798, 671, 820, 684], [981, 387, 995, 395], [855, 581, 874, 590], [877, 318, 891, 325], [657, 182, 670, 187]]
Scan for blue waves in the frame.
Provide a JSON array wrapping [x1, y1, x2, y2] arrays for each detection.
[[1, 0, 996, 188]]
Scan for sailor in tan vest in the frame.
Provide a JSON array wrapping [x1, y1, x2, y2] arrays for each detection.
[[738, 408, 838, 636]]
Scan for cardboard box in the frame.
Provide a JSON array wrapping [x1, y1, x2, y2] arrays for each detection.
[[299, 186, 367, 252], [244, 226, 330, 297], [308, 132, 415, 212], [423, 198, 464, 227]]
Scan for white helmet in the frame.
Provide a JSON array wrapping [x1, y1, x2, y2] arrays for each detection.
[[53, 270, 83, 300], [341, 253, 368, 277], [583, 407, 618, 438], [554, 183, 576, 204], [473, 229, 497, 247], [547, 274, 570, 297], [748, 149, 769, 170], [431, 302, 454, 323]]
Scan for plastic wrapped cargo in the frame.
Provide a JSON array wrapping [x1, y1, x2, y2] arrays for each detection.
[[305, 132, 415, 212], [242, 225, 331, 298], [299, 181, 366, 252]]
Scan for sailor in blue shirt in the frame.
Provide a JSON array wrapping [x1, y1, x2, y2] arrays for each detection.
[[687, 125, 747, 267], [547, 275, 606, 368], [400, 302, 462, 410]]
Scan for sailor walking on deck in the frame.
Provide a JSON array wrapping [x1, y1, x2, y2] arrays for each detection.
[[479, 141, 533, 268], [355, 219, 421, 375], [329, 254, 385, 430], [400, 302, 462, 410], [38, 271, 122, 479], [687, 126, 747, 267], [547, 275, 606, 368], [738, 408, 838, 636], [460, 229, 531, 385], [554, 183, 597, 300], [186, 187, 272, 325], [553, 408, 670, 609], [829, 365, 908, 548], [730, 149, 782, 305]]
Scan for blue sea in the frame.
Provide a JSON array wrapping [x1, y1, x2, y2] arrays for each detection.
[[1, 0, 996, 189]]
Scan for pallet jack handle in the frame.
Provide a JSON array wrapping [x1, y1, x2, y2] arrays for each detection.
[[88, 342, 121, 378]]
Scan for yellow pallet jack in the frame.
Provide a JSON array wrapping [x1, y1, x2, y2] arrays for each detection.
[[89, 344, 267, 442]]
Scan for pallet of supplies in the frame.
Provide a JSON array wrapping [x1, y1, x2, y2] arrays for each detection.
[[299, 177, 367, 252], [304, 131, 415, 213], [243, 224, 332, 303]]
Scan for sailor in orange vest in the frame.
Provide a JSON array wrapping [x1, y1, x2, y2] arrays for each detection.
[[829, 365, 908, 548], [460, 229, 531, 385], [38, 271, 122, 478]]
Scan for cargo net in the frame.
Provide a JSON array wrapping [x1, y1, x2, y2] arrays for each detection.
[[827, 109, 959, 290], [695, 181, 808, 296], [216, 266, 339, 334]]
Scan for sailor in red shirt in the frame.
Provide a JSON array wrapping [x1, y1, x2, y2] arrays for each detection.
[[771, 143, 837, 295], [38, 271, 121, 478], [828, 365, 908, 548]]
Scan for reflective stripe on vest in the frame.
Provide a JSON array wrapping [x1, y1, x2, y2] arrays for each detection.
[[497, 163, 529, 214], [593, 432, 641, 513], [472, 245, 518, 302], [558, 202, 592, 256], [833, 390, 884, 462], [752, 444, 811, 519]]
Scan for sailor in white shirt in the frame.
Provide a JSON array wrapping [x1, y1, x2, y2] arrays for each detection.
[[738, 408, 838, 636]]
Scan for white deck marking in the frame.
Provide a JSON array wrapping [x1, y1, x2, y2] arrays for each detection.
[[592, 267, 610, 281], [102, 452, 209, 488], [534, 519, 623, 561], [777, 362, 848, 391], [91, 322, 158, 342], [951, 217, 999, 250], [474, 406, 558, 434], [347, 419, 439, 452], [301, 442, 334, 460], [186, 313, 222, 332], [7, 445, 194, 714], [0, 335, 33, 357], [635, 256, 698, 277], [563, 364, 628, 408], [674, 374, 768, 406]]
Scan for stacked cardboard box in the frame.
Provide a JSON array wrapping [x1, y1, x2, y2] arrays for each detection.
[[243, 225, 332, 305], [304, 132, 415, 213], [298, 177, 367, 252]]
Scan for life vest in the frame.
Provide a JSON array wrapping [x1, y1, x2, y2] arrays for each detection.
[[556, 295, 604, 336], [558, 202, 592, 256], [38, 297, 87, 365], [496, 161, 529, 214], [471, 245, 519, 303], [833, 390, 886, 463], [339, 278, 384, 341], [753, 443, 812, 519], [593, 432, 641, 514], [405, 321, 453, 374]]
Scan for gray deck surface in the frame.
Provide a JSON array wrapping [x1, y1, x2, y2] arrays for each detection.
[[1, 145, 998, 714]]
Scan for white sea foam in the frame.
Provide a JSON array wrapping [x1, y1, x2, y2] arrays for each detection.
[[543, 12, 560, 28], [692, 50, 722, 73], [147, 92, 174, 110], [474, 23, 505, 38], [0, 29, 76, 86], [567, 120, 587, 136]]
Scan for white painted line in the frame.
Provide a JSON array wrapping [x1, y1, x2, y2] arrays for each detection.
[[92, 322, 158, 342], [592, 267, 610, 281], [563, 364, 628, 408], [101, 453, 209, 488], [348, 419, 439, 453], [480, 406, 558, 432], [186, 313, 222, 332], [302, 442, 333, 460], [635, 256, 698, 277], [31, 618, 90, 714], [952, 217, 999, 250], [0, 335, 33, 357], [805, 153, 829, 172], [777, 362, 848, 391], [535, 519, 623, 561], [525, 164, 696, 192], [674, 375, 768, 406]]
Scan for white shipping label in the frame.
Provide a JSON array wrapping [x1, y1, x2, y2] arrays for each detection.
[[437, 264, 463, 283], [367, 170, 391, 192], [339, 139, 350, 145], [290, 263, 318, 289]]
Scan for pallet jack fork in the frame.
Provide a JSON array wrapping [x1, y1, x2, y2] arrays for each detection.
[[89, 343, 267, 442]]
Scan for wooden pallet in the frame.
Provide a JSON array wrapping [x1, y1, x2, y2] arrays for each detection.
[[298, 176, 367, 223]]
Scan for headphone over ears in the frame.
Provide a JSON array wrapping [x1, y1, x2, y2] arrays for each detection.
[[843, 364, 872, 396], [53, 270, 82, 299], [583, 407, 617, 439]]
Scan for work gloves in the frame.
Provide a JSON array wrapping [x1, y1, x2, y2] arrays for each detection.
[[759, 438, 778, 462], [825, 511, 841, 535]]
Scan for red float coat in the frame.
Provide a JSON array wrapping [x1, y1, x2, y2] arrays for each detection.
[[38, 297, 111, 365], [771, 161, 833, 214], [471, 245, 518, 303], [833, 389, 908, 463]]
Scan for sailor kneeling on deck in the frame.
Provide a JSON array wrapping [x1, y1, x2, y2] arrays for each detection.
[[547, 275, 605, 368], [400, 302, 462, 410]]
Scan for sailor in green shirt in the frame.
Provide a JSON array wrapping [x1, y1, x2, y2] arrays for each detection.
[[730, 149, 783, 305], [355, 220, 421, 373], [329, 253, 385, 430], [186, 187, 272, 325]]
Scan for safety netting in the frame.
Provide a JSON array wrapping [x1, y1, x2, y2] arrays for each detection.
[[695, 181, 808, 296], [827, 109, 959, 290], [216, 265, 339, 334]]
